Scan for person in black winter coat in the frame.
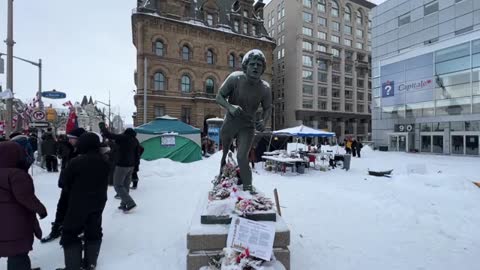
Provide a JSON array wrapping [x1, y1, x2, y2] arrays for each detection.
[[99, 123, 139, 212], [57, 132, 109, 270], [41, 133, 58, 172], [41, 128, 86, 244], [131, 144, 144, 190], [57, 135, 74, 170]]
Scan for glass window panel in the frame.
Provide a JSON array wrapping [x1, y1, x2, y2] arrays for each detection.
[[318, 72, 328, 82], [473, 54, 480, 68], [317, 44, 327, 52], [302, 70, 313, 80], [405, 53, 434, 69], [432, 135, 443, 153], [450, 121, 465, 131], [318, 16, 327, 26], [344, 25, 352, 34], [345, 64, 353, 73], [331, 48, 340, 57], [332, 22, 340, 31], [405, 65, 433, 81], [303, 0, 312, 8], [436, 70, 470, 87], [206, 78, 215, 93], [435, 42, 470, 63], [432, 122, 449, 131], [318, 31, 327, 39], [318, 86, 327, 96], [421, 123, 432, 132], [303, 85, 314, 95], [381, 62, 404, 76], [424, 1, 439, 16], [398, 13, 410, 26], [154, 72, 165, 91], [317, 0, 326, 12], [405, 101, 435, 117], [382, 105, 405, 119], [373, 97, 381, 108], [331, 35, 340, 43], [436, 97, 471, 116], [473, 39, 480, 54], [303, 41, 313, 51], [345, 77, 353, 86], [473, 96, 480, 113], [421, 136, 432, 152], [332, 74, 341, 84], [303, 55, 313, 67], [303, 12, 313, 23], [435, 83, 471, 99], [344, 39, 352, 46], [435, 56, 470, 75], [466, 135, 479, 155], [465, 121, 480, 131], [303, 98, 313, 108], [318, 59, 328, 70], [155, 41, 164, 56], [303, 27, 313, 36]]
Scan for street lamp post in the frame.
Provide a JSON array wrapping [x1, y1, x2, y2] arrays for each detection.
[[4, 0, 14, 136]]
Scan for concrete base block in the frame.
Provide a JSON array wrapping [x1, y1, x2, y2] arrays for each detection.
[[187, 248, 290, 270]]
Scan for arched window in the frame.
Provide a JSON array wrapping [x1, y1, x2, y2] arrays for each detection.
[[228, 53, 236, 68], [344, 5, 351, 22], [182, 45, 191, 61], [356, 10, 363, 25], [205, 78, 215, 94], [181, 75, 191, 93], [331, 0, 339, 17], [154, 72, 165, 91], [207, 49, 214, 64], [155, 40, 164, 56]]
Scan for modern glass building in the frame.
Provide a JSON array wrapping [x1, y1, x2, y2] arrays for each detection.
[[371, 0, 480, 155]]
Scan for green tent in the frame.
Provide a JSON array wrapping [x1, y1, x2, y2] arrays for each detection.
[[135, 116, 202, 163]]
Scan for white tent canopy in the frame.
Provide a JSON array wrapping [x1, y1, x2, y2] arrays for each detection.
[[273, 125, 336, 137]]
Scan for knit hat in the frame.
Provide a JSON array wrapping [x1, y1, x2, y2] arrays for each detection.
[[67, 128, 86, 139]]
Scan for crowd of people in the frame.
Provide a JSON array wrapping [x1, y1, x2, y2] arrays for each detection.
[[0, 122, 144, 270], [344, 138, 364, 158]]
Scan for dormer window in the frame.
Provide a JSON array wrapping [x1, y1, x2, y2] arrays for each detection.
[[243, 22, 248, 34], [243, 10, 248, 17], [207, 14, 214, 26]]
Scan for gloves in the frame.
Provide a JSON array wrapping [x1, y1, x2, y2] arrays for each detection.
[[38, 210, 47, 220]]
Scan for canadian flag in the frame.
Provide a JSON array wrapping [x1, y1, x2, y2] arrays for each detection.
[[62, 100, 73, 108]]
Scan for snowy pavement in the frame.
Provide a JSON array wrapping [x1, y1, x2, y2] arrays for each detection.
[[4, 147, 480, 270]]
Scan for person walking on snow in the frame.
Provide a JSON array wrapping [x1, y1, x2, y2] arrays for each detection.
[[99, 123, 139, 212], [0, 141, 47, 270], [56, 133, 109, 270], [41, 132, 58, 172], [131, 144, 144, 190], [41, 128, 86, 243]]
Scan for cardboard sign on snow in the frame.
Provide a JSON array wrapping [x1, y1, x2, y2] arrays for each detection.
[[226, 216, 275, 261]]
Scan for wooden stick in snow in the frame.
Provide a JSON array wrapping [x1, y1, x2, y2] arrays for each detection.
[[274, 188, 282, 216]]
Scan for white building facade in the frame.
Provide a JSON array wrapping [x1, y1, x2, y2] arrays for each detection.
[[371, 0, 480, 155]]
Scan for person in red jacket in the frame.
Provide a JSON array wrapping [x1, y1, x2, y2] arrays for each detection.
[[0, 141, 47, 270]]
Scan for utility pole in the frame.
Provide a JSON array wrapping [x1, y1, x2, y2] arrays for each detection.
[[5, 0, 15, 136]]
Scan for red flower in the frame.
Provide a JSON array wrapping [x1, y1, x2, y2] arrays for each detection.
[[233, 187, 238, 192], [237, 196, 243, 202]]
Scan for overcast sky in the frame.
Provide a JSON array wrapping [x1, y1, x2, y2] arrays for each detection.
[[0, 0, 385, 125]]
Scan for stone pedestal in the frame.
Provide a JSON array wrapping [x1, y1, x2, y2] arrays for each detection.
[[186, 197, 291, 270]]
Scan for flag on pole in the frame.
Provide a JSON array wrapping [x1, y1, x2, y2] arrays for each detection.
[[65, 109, 78, 134]]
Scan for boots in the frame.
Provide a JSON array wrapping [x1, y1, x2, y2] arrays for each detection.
[[57, 243, 83, 270], [83, 240, 102, 270], [41, 223, 62, 243]]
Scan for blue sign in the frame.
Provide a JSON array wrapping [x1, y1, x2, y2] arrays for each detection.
[[42, 90, 66, 99], [382, 81, 394, 97], [208, 127, 220, 146]]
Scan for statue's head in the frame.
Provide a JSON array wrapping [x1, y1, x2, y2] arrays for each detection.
[[242, 49, 266, 80]]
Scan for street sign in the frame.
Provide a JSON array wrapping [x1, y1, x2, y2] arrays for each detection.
[[42, 89, 66, 99], [29, 121, 50, 128], [32, 110, 46, 121]]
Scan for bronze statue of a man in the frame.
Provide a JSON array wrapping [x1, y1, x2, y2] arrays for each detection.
[[216, 49, 272, 191]]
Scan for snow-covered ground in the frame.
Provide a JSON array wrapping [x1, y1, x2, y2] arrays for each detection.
[[4, 147, 480, 270]]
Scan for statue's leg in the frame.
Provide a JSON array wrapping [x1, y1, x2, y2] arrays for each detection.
[[236, 128, 255, 191], [219, 126, 234, 175]]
